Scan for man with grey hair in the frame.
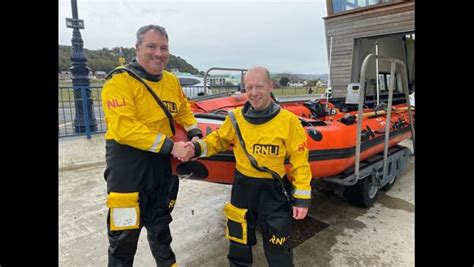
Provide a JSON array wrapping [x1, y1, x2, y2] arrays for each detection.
[[102, 24, 201, 267], [190, 66, 311, 266]]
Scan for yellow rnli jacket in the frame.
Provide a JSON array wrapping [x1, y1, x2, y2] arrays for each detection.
[[102, 68, 199, 154], [196, 106, 312, 206]]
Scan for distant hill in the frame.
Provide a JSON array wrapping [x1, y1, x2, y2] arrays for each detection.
[[58, 45, 202, 75], [271, 72, 328, 82], [297, 73, 328, 81]]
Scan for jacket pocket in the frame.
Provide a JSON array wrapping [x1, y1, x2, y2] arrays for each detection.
[[107, 192, 140, 231], [223, 203, 248, 244]]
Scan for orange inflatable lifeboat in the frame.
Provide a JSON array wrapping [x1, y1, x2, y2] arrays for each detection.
[[172, 93, 415, 186]]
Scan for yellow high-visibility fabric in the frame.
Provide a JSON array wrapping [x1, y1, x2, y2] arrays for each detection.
[[107, 192, 139, 208], [223, 203, 248, 244], [107, 192, 140, 230], [102, 69, 197, 153], [199, 107, 311, 200]]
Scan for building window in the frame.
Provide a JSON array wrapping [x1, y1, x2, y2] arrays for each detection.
[[332, 0, 394, 14]]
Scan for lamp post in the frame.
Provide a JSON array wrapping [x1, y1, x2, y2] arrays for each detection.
[[67, 0, 97, 134], [119, 47, 126, 66]]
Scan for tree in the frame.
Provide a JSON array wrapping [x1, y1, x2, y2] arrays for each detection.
[[308, 79, 320, 86], [271, 79, 280, 88], [279, 77, 289, 87], [58, 45, 202, 74]]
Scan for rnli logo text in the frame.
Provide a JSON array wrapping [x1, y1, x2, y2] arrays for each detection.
[[269, 234, 288, 245], [298, 141, 308, 152], [163, 101, 178, 113], [107, 98, 126, 109], [253, 144, 279, 156], [168, 199, 176, 209]]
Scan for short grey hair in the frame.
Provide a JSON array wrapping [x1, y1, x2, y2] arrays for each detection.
[[262, 68, 271, 83], [246, 66, 272, 83], [136, 25, 168, 46]]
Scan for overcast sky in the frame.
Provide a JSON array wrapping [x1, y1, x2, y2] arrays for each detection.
[[59, 0, 329, 74]]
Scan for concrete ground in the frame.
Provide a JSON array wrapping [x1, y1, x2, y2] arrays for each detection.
[[59, 140, 414, 266]]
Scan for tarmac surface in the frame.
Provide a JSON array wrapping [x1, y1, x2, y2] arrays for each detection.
[[59, 140, 414, 266]]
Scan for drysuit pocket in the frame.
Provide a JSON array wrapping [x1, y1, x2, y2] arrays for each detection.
[[223, 203, 248, 244], [107, 192, 140, 231]]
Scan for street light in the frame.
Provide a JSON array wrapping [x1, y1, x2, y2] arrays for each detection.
[[119, 47, 126, 66], [67, 0, 97, 135]]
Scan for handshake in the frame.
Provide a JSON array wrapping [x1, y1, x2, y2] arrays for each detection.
[[171, 140, 197, 162]]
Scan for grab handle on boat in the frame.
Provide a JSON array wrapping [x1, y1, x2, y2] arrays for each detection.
[[355, 54, 415, 182]]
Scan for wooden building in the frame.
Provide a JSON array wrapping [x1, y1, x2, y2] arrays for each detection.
[[323, 0, 414, 102]]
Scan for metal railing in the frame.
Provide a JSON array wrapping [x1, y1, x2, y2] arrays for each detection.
[[58, 86, 106, 138], [203, 67, 247, 91], [354, 54, 415, 181], [58, 85, 241, 138]]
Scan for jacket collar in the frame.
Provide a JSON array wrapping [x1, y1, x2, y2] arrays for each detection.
[[127, 58, 163, 82], [241, 101, 280, 125]]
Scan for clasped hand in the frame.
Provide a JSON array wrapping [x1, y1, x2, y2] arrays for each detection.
[[171, 141, 196, 161]]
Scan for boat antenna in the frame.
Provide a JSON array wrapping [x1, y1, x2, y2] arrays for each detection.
[[375, 41, 380, 106], [325, 36, 333, 110]]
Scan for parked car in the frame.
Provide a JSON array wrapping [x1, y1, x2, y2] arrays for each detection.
[[177, 75, 210, 98]]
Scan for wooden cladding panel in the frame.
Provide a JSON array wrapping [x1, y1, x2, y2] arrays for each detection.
[[324, 2, 414, 97]]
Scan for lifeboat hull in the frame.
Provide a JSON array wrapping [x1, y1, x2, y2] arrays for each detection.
[[172, 94, 414, 184]]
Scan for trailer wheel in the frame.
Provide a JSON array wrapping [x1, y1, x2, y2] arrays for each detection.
[[344, 175, 379, 208], [176, 161, 208, 179], [382, 176, 397, 191]]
